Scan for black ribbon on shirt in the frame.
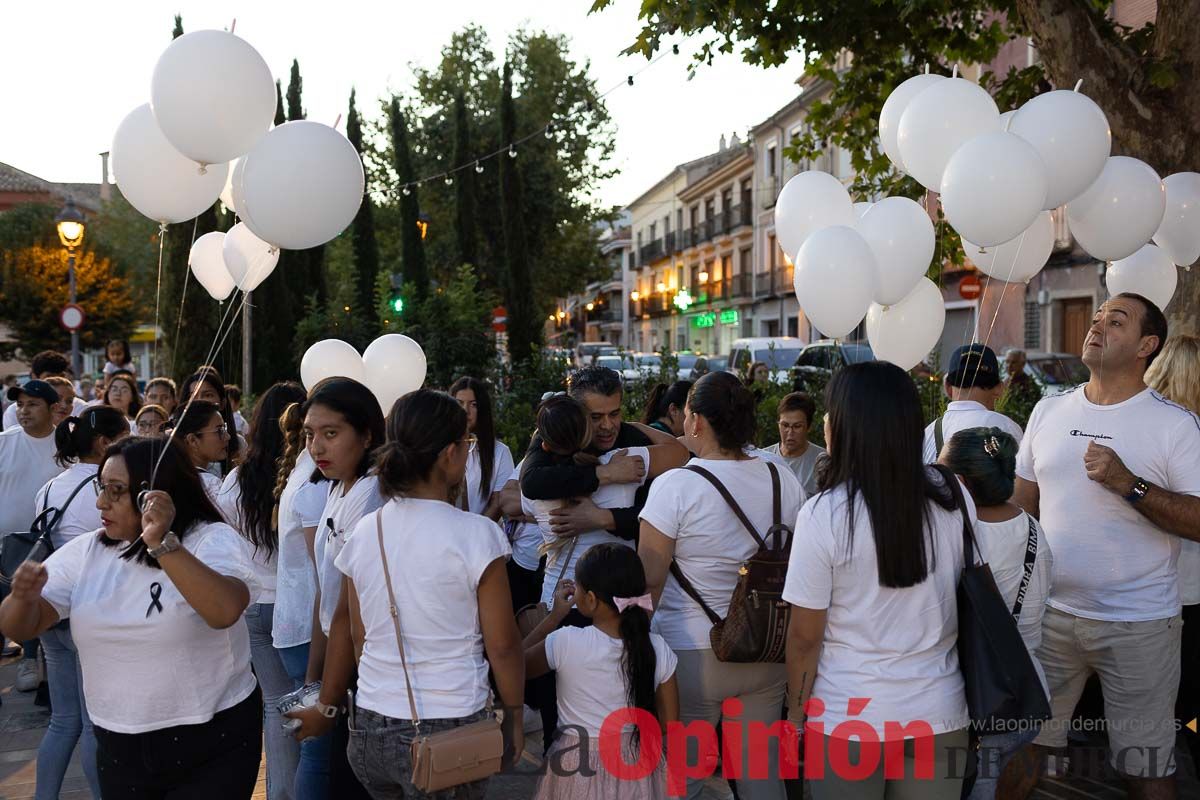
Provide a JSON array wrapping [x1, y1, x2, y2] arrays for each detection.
[[146, 582, 163, 617]]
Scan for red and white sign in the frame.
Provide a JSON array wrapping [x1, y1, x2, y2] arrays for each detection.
[[492, 305, 508, 333], [958, 274, 982, 301], [59, 304, 85, 332]]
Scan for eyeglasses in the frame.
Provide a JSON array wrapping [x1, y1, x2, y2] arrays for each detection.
[[196, 424, 230, 439], [93, 479, 130, 503], [778, 422, 808, 432], [136, 420, 164, 434]]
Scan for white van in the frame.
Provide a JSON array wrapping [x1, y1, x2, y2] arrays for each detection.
[[727, 337, 807, 382]]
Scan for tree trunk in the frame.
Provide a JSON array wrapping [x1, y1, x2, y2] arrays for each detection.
[[1014, 0, 1200, 334]]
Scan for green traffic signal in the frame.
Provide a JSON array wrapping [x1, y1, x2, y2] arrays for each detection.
[[391, 296, 404, 314]]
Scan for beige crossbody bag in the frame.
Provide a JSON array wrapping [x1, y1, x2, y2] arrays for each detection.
[[374, 510, 504, 792]]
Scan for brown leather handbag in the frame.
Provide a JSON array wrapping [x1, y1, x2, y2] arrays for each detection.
[[374, 511, 505, 792], [669, 463, 794, 663], [514, 531, 578, 638]]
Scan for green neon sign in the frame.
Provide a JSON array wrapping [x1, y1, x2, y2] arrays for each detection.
[[692, 311, 717, 328], [720, 309, 739, 325], [673, 289, 694, 311]]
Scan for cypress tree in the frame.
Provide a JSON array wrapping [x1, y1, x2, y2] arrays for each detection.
[[346, 89, 379, 328], [387, 98, 428, 300], [283, 60, 327, 306], [499, 61, 538, 364], [452, 90, 478, 269], [274, 79, 285, 126], [172, 15, 183, 39]]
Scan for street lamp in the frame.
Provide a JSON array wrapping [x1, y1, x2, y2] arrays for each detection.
[[630, 290, 640, 302], [55, 198, 86, 378]]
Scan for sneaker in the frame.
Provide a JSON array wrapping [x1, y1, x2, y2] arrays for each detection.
[[15, 660, 38, 692]]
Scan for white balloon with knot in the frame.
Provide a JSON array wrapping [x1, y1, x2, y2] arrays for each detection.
[[856, 197, 934, 306], [1066, 156, 1165, 262], [961, 211, 1055, 285], [188, 232, 235, 301], [773, 171, 855, 260], [1106, 245, 1178, 311], [223, 223, 279, 291], [792, 226, 876, 339], [1153, 172, 1200, 268], [866, 278, 946, 371], [940, 131, 1047, 248], [896, 76, 999, 192], [363, 334, 428, 415], [300, 339, 367, 390]]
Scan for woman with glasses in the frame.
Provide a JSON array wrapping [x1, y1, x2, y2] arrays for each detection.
[[134, 404, 168, 437], [102, 373, 141, 431], [0, 437, 263, 800], [449, 377, 512, 519], [169, 400, 230, 502], [215, 382, 307, 800], [179, 367, 242, 471], [300, 378, 385, 799], [29, 406, 128, 800]]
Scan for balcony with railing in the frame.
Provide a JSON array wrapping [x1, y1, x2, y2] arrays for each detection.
[[665, 231, 678, 254], [639, 238, 668, 266], [730, 272, 752, 298]]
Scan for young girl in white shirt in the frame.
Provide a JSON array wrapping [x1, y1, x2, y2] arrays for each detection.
[[525, 543, 679, 800], [169, 400, 229, 502], [450, 376, 514, 519]]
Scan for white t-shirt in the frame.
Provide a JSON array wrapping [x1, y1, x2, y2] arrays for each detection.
[[197, 468, 222, 505], [461, 440, 515, 516], [976, 511, 1052, 696], [34, 463, 101, 550], [273, 451, 329, 649], [1016, 387, 1200, 621], [507, 461, 543, 572], [782, 470, 974, 737], [529, 448, 649, 607], [546, 625, 677, 738], [0, 427, 64, 535], [336, 498, 510, 720], [216, 468, 279, 604], [314, 474, 385, 634], [922, 400, 1024, 463], [2, 397, 87, 430], [764, 442, 826, 498], [40, 522, 259, 734], [640, 456, 804, 651], [233, 410, 249, 437], [1180, 541, 1200, 607]]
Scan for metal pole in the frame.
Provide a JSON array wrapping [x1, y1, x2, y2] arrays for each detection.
[[242, 291, 252, 393], [68, 248, 81, 378]]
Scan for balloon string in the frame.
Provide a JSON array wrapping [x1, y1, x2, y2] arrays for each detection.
[[149, 289, 248, 488], [169, 217, 201, 382], [962, 248, 998, 354], [968, 230, 1027, 390], [152, 224, 167, 373]]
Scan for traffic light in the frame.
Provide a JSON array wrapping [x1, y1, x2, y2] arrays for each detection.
[[390, 294, 404, 314]]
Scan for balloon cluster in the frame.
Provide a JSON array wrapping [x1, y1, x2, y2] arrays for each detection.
[[776, 70, 1199, 370], [300, 336, 428, 414], [110, 29, 366, 300]]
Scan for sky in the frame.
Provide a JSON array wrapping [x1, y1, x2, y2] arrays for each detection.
[[0, 0, 807, 209]]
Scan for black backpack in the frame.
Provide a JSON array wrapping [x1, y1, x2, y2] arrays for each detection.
[[0, 474, 95, 586]]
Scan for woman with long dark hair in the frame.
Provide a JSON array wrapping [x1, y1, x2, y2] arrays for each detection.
[[286, 389, 526, 797], [783, 361, 972, 799], [30, 407, 129, 800], [168, 400, 229, 501], [638, 371, 804, 800], [179, 367, 241, 470], [640, 380, 692, 436], [215, 381, 307, 800], [102, 373, 141, 427], [450, 376, 513, 519], [0, 437, 262, 799], [525, 543, 678, 799]]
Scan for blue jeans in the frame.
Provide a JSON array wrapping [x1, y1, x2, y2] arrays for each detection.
[[967, 725, 1041, 800], [247, 603, 301, 800], [36, 623, 100, 800], [278, 641, 331, 800]]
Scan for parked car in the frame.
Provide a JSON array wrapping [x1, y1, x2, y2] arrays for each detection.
[[594, 354, 641, 385], [672, 352, 702, 382], [577, 341, 617, 366], [728, 337, 807, 383], [1004, 351, 1088, 396], [791, 340, 875, 390]]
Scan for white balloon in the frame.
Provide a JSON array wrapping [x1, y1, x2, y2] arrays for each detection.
[[857, 197, 935, 305], [897, 78, 1000, 191], [941, 131, 1047, 247], [110, 104, 228, 224], [866, 279, 946, 370], [1066, 156, 1165, 262], [150, 30, 276, 166], [300, 339, 366, 390], [793, 226, 875, 339], [188, 232, 235, 301], [962, 211, 1054, 284], [219, 157, 241, 214], [999, 110, 1016, 132], [853, 201, 874, 220], [1106, 244, 1178, 311], [1009, 90, 1111, 209], [240, 121, 365, 250], [1152, 172, 1200, 267], [774, 171, 855, 260], [878, 73, 946, 172], [363, 334, 428, 414], [222, 223, 279, 291]]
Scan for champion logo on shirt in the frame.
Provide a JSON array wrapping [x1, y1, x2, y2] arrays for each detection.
[[1069, 429, 1114, 440]]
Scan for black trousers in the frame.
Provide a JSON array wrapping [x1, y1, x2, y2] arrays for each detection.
[[95, 686, 263, 800]]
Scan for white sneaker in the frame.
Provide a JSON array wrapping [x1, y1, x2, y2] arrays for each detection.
[[15, 660, 38, 692]]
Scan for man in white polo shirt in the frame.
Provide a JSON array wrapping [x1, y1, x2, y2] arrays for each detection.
[[923, 343, 1024, 462], [1012, 293, 1200, 798]]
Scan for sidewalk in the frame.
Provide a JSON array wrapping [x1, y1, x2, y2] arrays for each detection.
[[0, 649, 1195, 799]]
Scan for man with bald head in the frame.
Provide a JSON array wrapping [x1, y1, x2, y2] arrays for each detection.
[[1012, 294, 1200, 799]]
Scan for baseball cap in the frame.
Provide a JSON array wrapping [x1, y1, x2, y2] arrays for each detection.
[[7, 379, 61, 406], [945, 344, 1001, 389]]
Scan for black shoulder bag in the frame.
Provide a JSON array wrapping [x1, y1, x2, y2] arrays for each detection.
[[0, 474, 95, 586]]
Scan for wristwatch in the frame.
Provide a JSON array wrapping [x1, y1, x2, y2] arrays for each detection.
[[1124, 477, 1150, 505], [146, 531, 182, 559], [315, 700, 340, 718]]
